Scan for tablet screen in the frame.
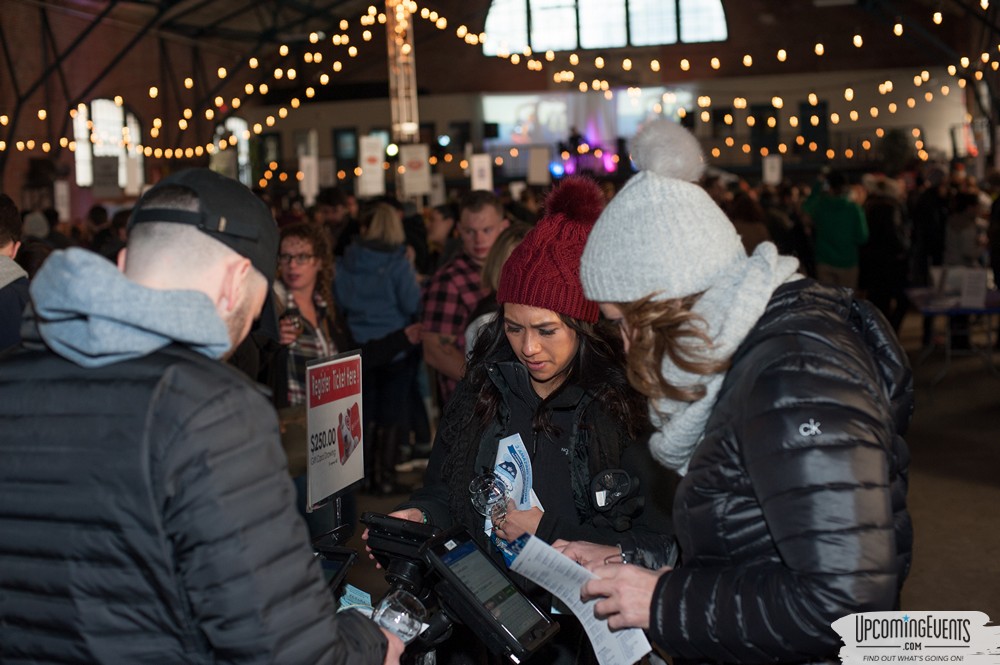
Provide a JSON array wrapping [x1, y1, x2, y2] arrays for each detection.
[[438, 539, 544, 643]]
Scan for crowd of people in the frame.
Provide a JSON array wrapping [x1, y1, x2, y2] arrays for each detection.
[[1, 116, 997, 664]]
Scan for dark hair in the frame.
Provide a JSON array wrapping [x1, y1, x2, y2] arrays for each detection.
[[827, 171, 847, 191], [111, 208, 131, 231], [316, 186, 348, 209], [728, 191, 766, 224], [14, 239, 52, 279], [87, 204, 108, 227], [433, 203, 458, 222], [460, 190, 503, 218], [0, 194, 21, 246], [43, 208, 59, 231], [953, 191, 979, 214], [463, 305, 648, 440]]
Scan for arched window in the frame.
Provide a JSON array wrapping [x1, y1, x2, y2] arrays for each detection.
[[71, 98, 145, 193], [483, 0, 726, 55]]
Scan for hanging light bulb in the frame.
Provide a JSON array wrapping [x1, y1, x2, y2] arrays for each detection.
[[853, 34, 863, 48], [894, 22, 903, 36], [815, 42, 825, 56], [777, 49, 787, 62], [933, 11, 942, 24]]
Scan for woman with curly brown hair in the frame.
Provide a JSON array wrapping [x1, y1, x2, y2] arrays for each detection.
[[276, 222, 419, 536], [275, 223, 337, 404], [560, 119, 914, 664]]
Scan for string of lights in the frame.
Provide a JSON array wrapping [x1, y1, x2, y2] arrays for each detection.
[[0, 2, 993, 170]]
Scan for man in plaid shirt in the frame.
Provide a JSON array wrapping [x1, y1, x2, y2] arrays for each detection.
[[421, 190, 509, 405]]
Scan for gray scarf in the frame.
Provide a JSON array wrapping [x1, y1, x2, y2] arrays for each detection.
[[647, 243, 801, 475]]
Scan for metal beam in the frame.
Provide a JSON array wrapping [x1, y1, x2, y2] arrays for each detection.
[[55, 2, 174, 144], [42, 6, 75, 141]]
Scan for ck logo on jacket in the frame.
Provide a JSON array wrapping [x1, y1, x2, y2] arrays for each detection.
[[798, 419, 822, 436]]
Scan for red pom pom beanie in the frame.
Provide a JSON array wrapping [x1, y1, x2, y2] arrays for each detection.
[[496, 176, 604, 323]]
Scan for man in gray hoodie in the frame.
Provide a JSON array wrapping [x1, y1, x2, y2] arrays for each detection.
[[0, 193, 29, 352], [0, 170, 402, 665]]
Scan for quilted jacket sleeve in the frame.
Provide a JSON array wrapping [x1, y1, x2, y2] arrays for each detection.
[[649, 338, 905, 662], [157, 372, 387, 664]]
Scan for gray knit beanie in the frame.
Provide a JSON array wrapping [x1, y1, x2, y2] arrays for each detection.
[[580, 119, 746, 302]]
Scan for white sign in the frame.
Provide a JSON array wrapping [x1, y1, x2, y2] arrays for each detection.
[[306, 351, 364, 508], [319, 157, 336, 188], [399, 143, 432, 196], [92, 156, 121, 199], [527, 147, 551, 186], [959, 268, 988, 309], [511, 537, 652, 665], [299, 154, 319, 207], [125, 157, 142, 196], [54, 180, 71, 225], [358, 135, 386, 197], [762, 154, 783, 186], [832, 611, 1000, 664], [429, 173, 446, 207], [470, 153, 493, 191]]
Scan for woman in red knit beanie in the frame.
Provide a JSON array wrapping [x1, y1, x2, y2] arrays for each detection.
[[386, 176, 677, 664]]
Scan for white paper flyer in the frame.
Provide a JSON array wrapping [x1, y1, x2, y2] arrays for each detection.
[[511, 535, 652, 665]]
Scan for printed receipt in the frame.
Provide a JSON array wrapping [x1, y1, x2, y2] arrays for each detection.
[[510, 536, 651, 665]]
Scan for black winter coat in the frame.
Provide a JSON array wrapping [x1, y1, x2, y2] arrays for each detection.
[[0, 344, 387, 664], [649, 280, 913, 663]]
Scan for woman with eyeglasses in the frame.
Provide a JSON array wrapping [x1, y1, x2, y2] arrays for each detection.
[[275, 223, 420, 537]]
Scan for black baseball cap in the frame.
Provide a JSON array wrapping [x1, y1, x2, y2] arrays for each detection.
[[129, 168, 279, 286]]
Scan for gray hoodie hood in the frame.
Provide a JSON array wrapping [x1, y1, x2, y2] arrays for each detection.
[[0, 255, 27, 290], [26, 248, 231, 368]]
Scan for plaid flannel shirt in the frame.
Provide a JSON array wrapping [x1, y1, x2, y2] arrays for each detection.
[[421, 253, 487, 404], [284, 292, 336, 407]]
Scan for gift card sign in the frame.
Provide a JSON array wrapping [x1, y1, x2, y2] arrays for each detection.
[[306, 351, 363, 508]]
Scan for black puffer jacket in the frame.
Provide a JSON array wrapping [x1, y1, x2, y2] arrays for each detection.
[[649, 279, 913, 663], [0, 344, 387, 664]]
